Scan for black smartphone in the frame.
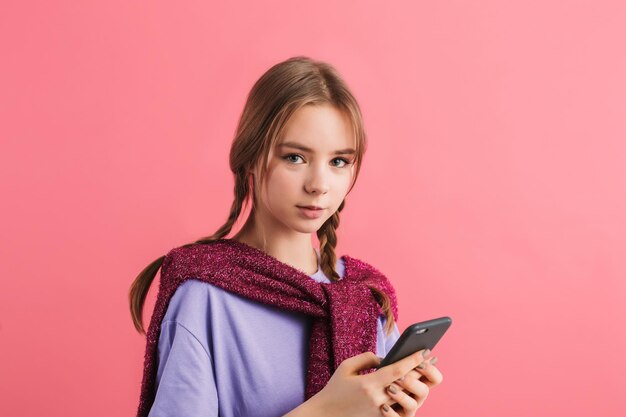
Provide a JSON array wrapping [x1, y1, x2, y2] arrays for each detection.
[[376, 316, 452, 369]]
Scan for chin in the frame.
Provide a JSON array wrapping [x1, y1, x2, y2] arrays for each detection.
[[291, 220, 324, 234], [295, 224, 322, 233]]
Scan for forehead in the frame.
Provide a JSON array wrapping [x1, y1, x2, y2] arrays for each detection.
[[277, 103, 355, 152]]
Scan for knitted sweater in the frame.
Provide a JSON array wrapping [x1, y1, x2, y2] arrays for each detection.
[[137, 238, 400, 417]]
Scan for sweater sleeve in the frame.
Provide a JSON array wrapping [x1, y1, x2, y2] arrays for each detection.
[[147, 320, 218, 417]]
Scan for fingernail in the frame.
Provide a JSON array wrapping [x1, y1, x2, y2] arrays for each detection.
[[430, 356, 438, 366], [388, 384, 398, 394], [422, 348, 431, 359], [382, 404, 390, 412]]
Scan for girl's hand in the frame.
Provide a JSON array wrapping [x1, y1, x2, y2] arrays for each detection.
[[381, 355, 443, 416], [308, 348, 439, 417]]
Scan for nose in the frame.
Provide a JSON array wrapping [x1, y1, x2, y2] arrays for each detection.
[[304, 163, 330, 195]]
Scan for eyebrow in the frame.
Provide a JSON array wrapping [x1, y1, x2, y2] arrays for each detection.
[[277, 141, 356, 155]]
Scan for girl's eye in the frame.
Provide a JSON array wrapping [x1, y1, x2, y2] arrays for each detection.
[[283, 154, 304, 164], [331, 157, 351, 168], [282, 154, 353, 168]]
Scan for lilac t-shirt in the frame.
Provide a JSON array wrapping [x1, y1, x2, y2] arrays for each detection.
[[147, 249, 401, 417]]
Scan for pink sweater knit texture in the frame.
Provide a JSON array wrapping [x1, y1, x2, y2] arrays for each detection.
[[136, 238, 399, 417]]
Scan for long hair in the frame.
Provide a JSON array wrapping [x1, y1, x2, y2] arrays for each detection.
[[129, 55, 396, 336]]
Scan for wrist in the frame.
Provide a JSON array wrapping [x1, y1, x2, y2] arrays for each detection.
[[283, 389, 331, 417]]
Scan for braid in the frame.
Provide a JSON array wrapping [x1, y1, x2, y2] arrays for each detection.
[[317, 199, 396, 336], [184, 170, 251, 247], [317, 201, 343, 282], [129, 170, 253, 335], [370, 286, 396, 337]]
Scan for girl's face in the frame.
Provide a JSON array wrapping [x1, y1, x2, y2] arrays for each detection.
[[253, 103, 356, 237]]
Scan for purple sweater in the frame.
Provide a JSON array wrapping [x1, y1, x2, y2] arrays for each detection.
[[147, 249, 401, 417]]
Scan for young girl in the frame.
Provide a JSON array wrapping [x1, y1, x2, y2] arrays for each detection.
[[129, 56, 443, 417]]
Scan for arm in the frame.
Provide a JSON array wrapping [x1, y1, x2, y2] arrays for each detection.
[[147, 320, 218, 417], [282, 390, 330, 417], [284, 317, 402, 417]]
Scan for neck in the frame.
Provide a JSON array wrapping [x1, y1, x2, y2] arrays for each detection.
[[231, 230, 319, 275]]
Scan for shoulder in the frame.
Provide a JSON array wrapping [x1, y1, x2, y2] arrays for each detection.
[[170, 278, 212, 302], [162, 279, 213, 323], [162, 242, 212, 265], [161, 241, 225, 278], [342, 254, 393, 283], [160, 277, 244, 342], [342, 254, 400, 319]]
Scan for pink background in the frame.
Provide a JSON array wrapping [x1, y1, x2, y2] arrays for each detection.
[[1, 1, 625, 416]]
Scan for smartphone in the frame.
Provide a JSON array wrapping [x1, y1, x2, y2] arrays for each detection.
[[376, 316, 452, 369]]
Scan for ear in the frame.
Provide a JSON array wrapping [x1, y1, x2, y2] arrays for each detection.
[[247, 167, 259, 190], [248, 162, 262, 180]]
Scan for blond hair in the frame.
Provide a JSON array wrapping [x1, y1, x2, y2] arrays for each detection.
[[129, 56, 396, 336]]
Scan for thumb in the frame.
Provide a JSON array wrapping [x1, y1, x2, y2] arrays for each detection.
[[340, 351, 382, 375]]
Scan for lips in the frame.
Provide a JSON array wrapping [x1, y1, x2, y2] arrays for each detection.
[[297, 205, 323, 210], [297, 205, 325, 219]]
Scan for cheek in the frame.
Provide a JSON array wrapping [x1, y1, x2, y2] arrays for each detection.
[[271, 168, 298, 189], [264, 169, 299, 202], [332, 176, 352, 197]]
